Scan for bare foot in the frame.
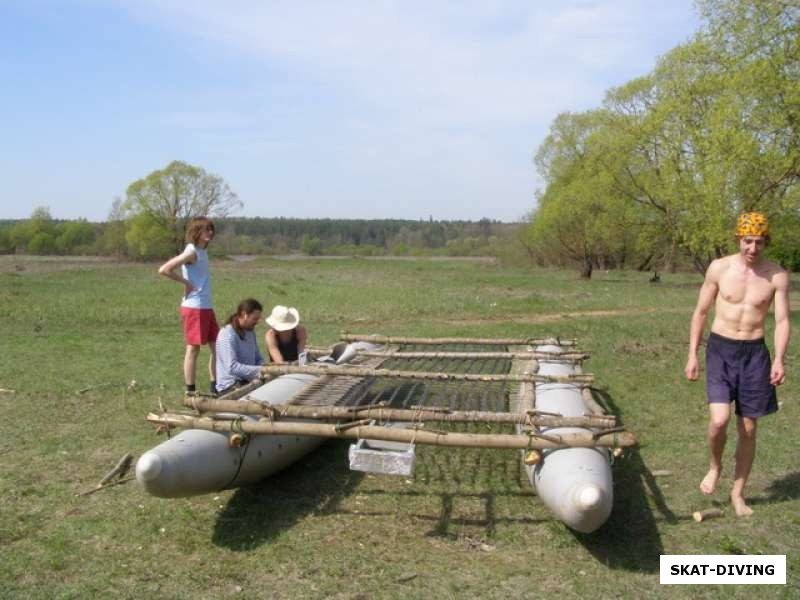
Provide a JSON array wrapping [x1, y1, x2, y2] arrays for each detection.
[[731, 494, 754, 517], [700, 468, 721, 495]]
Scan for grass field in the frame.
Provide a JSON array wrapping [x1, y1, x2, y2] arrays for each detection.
[[0, 254, 798, 599]]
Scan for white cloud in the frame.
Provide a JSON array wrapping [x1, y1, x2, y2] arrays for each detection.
[[92, 1, 700, 220]]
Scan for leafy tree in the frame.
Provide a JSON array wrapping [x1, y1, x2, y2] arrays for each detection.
[[0, 225, 12, 254], [55, 220, 95, 254], [125, 213, 174, 259], [28, 232, 58, 255], [299, 235, 322, 256], [97, 197, 129, 258], [124, 161, 241, 256], [530, 110, 646, 277], [9, 207, 55, 252], [532, 0, 800, 273]]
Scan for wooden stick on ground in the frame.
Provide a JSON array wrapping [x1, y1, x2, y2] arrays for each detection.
[[76, 453, 135, 497], [693, 507, 724, 522], [98, 453, 134, 486], [340, 334, 578, 347], [76, 477, 135, 497], [76, 382, 116, 395]]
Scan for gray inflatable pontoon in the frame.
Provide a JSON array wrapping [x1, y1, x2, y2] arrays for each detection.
[[523, 344, 612, 533], [136, 342, 378, 498]]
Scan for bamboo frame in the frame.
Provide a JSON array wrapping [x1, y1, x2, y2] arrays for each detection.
[[518, 381, 535, 414], [259, 364, 594, 384], [217, 379, 266, 401], [340, 334, 578, 347], [355, 350, 588, 362], [147, 412, 636, 450], [581, 386, 607, 417], [181, 397, 617, 428]]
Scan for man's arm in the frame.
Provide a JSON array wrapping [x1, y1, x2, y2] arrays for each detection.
[[685, 262, 720, 381], [158, 247, 196, 296], [771, 270, 790, 385]]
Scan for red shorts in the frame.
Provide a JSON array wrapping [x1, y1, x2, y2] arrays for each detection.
[[180, 307, 219, 346]]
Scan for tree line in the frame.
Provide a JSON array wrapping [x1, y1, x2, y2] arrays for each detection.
[[1, 159, 522, 260], [0, 207, 518, 259], [523, 0, 800, 277]]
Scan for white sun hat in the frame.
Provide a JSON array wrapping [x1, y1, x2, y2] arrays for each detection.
[[266, 305, 300, 331]]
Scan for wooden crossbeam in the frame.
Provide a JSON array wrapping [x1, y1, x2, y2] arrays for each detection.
[[148, 412, 636, 450], [258, 364, 594, 384], [356, 350, 588, 362], [182, 397, 617, 428], [340, 334, 578, 347]]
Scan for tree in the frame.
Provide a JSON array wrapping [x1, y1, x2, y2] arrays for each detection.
[[531, 0, 800, 273], [299, 235, 322, 256], [9, 207, 55, 253], [125, 213, 175, 259], [97, 197, 129, 258], [124, 161, 242, 255], [530, 110, 647, 277], [55, 220, 95, 254]]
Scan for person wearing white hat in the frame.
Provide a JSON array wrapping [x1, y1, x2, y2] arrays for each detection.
[[265, 305, 307, 365]]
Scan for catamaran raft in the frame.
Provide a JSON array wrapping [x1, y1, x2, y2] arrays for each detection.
[[139, 334, 635, 533]]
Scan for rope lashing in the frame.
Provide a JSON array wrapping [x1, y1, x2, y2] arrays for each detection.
[[230, 416, 251, 446]]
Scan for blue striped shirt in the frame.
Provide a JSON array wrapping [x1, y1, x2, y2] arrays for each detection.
[[215, 324, 263, 392]]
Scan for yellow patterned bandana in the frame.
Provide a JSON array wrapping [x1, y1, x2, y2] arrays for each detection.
[[735, 212, 769, 237]]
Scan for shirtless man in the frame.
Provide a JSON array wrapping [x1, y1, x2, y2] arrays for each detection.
[[684, 212, 790, 517]]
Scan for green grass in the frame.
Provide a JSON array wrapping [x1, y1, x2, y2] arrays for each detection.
[[0, 255, 798, 599]]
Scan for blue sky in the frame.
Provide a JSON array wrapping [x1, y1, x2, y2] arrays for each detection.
[[0, 1, 700, 222]]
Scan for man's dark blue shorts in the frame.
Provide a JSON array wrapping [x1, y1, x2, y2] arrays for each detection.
[[706, 331, 777, 418]]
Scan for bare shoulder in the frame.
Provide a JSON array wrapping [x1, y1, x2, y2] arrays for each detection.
[[766, 260, 790, 288], [706, 256, 732, 281]]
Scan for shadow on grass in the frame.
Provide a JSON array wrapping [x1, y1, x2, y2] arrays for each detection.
[[746, 471, 800, 506], [211, 439, 361, 551], [570, 387, 678, 573], [765, 471, 800, 500], [328, 488, 548, 538], [422, 489, 549, 539]]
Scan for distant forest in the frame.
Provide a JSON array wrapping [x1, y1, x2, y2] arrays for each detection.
[[0, 212, 525, 261]]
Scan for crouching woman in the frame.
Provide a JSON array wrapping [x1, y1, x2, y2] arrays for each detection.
[[215, 299, 265, 395], [265, 305, 308, 364]]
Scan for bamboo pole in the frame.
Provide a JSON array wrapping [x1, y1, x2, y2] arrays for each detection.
[[181, 397, 617, 427], [340, 334, 578, 347], [147, 412, 637, 449], [217, 379, 267, 400], [356, 350, 588, 362], [581, 386, 607, 416], [518, 381, 535, 414], [259, 364, 594, 384]]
